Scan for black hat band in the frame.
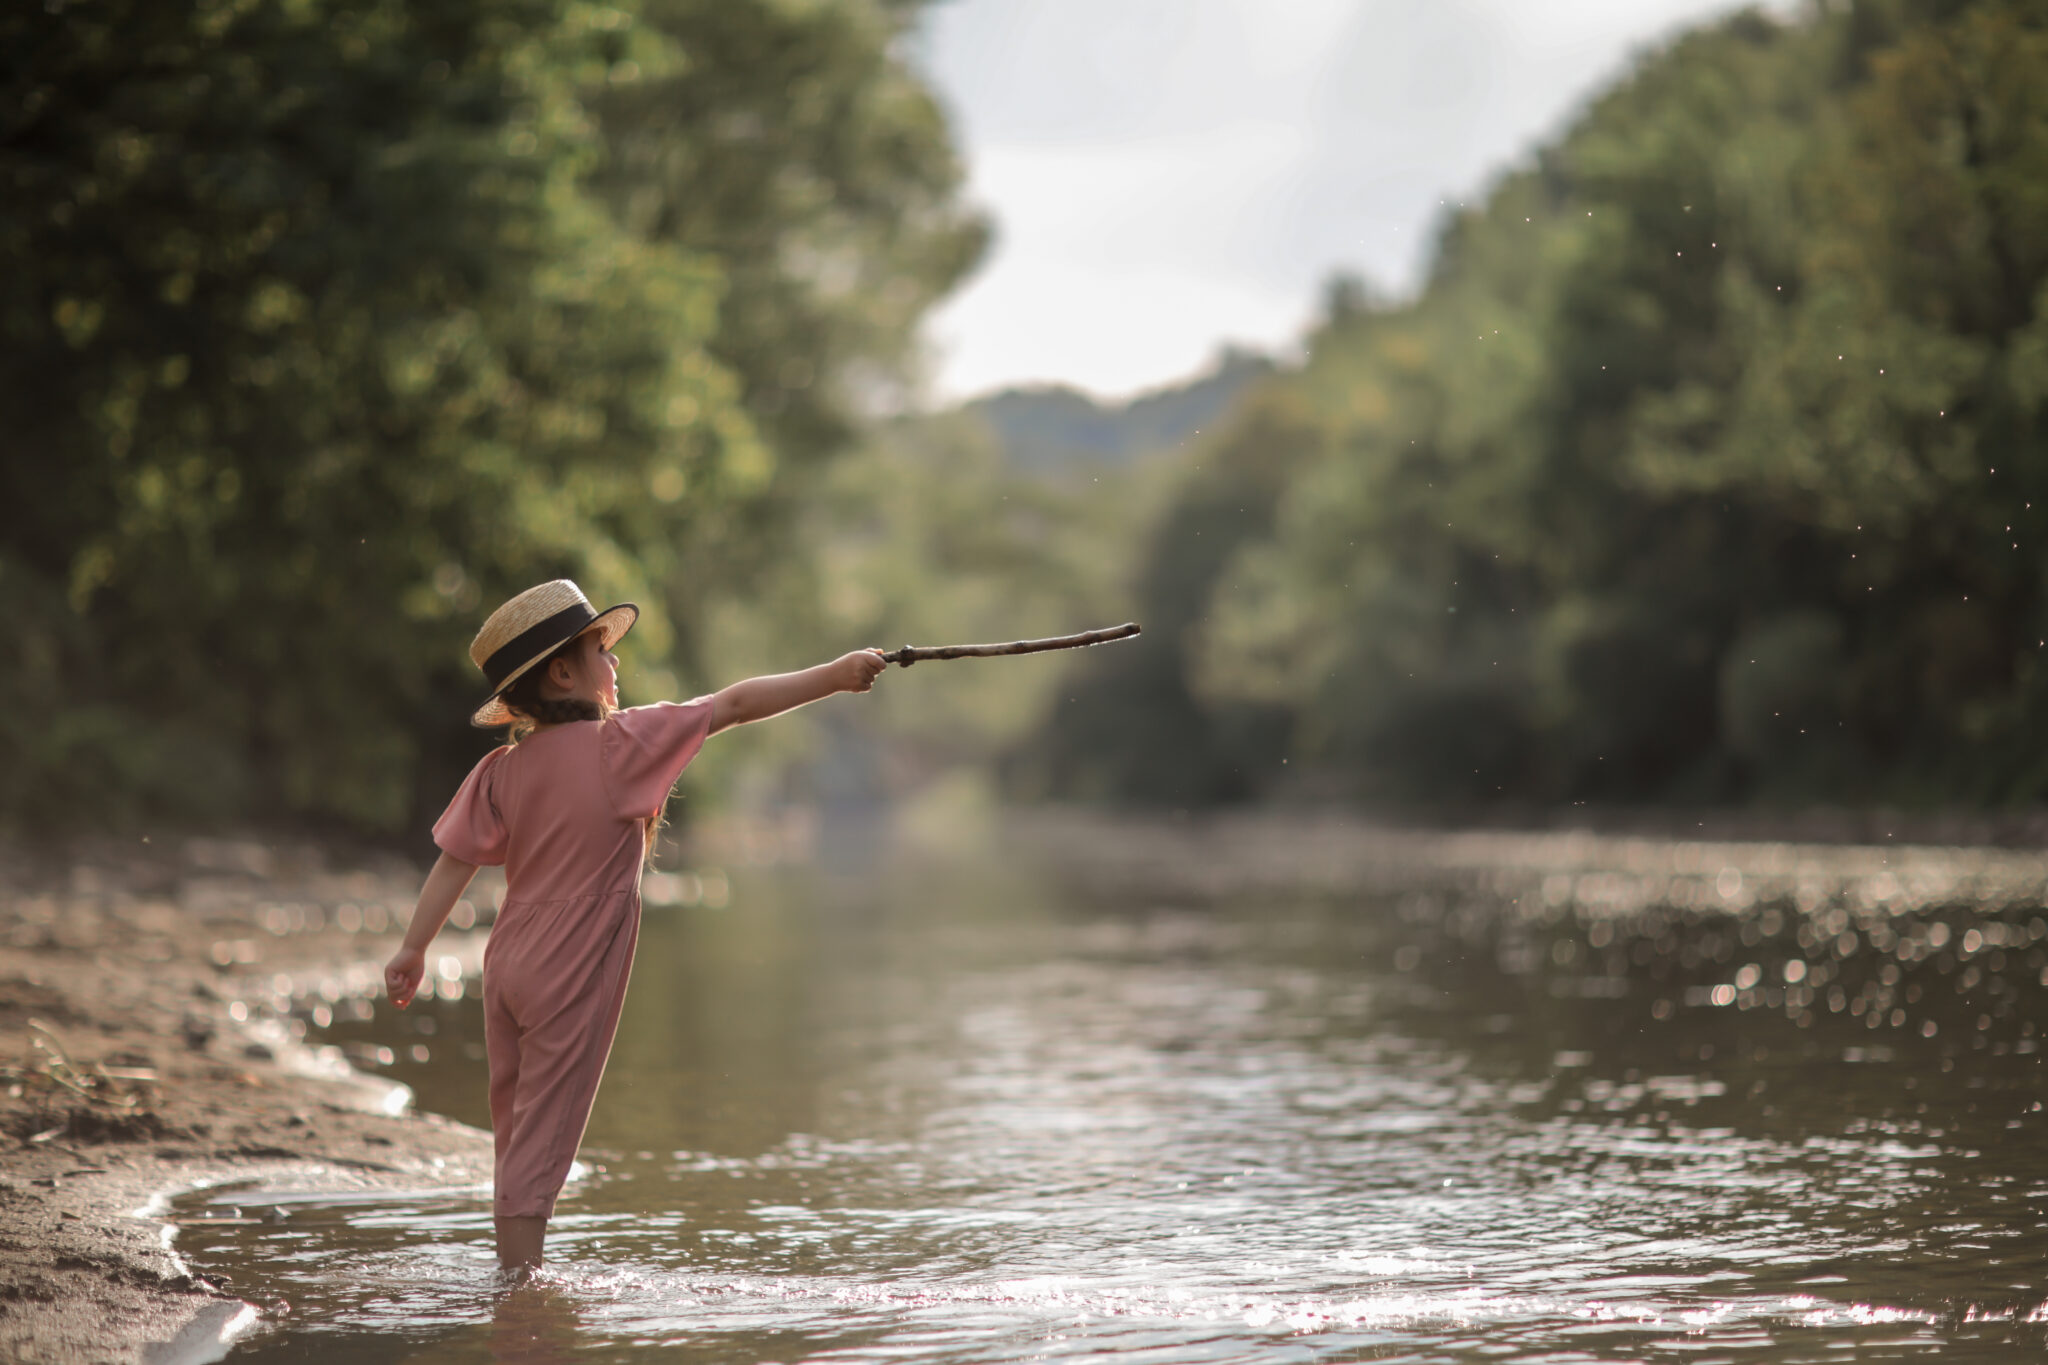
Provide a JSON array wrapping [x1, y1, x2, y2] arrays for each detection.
[[481, 602, 596, 690]]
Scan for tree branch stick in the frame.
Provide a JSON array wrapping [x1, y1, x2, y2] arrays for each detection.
[[883, 622, 1141, 667]]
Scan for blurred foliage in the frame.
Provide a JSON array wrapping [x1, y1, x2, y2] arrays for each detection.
[[17, 0, 2048, 834], [1041, 0, 2048, 810], [970, 348, 1272, 476], [684, 404, 1152, 808], [1, 0, 980, 831]]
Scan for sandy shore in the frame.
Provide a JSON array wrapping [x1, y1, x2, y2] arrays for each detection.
[[0, 833, 493, 1364]]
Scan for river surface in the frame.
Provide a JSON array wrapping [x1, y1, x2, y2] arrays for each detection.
[[180, 827, 2048, 1362]]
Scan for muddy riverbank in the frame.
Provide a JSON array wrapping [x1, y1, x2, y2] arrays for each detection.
[[0, 833, 493, 1363]]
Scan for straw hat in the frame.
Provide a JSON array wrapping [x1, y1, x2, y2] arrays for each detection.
[[468, 579, 637, 728]]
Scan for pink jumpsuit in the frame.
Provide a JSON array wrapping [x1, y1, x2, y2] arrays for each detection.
[[432, 700, 713, 1219]]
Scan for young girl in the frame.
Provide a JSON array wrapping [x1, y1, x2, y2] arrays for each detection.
[[383, 579, 885, 1272]]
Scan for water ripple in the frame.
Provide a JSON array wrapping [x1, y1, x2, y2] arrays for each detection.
[[187, 847, 2048, 1362]]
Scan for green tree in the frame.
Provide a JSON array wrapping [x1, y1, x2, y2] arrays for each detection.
[[0, 0, 980, 831], [579, 0, 987, 657], [1054, 0, 2048, 811]]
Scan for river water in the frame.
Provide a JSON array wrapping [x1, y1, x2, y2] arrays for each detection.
[[179, 824, 2048, 1362]]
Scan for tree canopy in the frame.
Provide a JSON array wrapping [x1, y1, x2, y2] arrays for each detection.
[[1, 0, 981, 830], [15, 0, 2046, 832], [1040, 0, 2048, 811]]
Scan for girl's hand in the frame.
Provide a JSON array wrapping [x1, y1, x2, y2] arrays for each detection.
[[384, 945, 427, 1009], [836, 649, 887, 694]]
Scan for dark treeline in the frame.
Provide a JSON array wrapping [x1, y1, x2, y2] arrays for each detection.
[[11, 0, 2046, 836], [1028, 0, 2048, 811], [3, 0, 981, 829]]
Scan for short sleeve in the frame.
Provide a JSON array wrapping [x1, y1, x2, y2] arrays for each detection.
[[601, 699, 716, 820], [433, 746, 511, 866]]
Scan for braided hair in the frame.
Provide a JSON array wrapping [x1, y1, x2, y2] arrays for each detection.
[[495, 635, 660, 863], [499, 639, 612, 742]]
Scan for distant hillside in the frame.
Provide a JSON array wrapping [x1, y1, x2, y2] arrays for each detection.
[[966, 348, 1273, 474]]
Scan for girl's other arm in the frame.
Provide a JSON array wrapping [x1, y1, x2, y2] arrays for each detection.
[[708, 650, 885, 735], [384, 851, 480, 1008]]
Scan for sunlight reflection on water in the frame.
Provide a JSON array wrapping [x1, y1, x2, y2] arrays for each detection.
[[183, 831, 2048, 1362]]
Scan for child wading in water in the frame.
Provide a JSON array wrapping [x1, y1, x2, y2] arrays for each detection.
[[384, 579, 885, 1272]]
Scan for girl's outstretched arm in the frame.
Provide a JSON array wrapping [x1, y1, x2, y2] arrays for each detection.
[[708, 649, 885, 735], [385, 851, 480, 1008]]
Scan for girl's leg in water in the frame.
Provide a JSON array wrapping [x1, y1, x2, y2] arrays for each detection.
[[497, 1215, 547, 1271], [486, 900, 640, 1243]]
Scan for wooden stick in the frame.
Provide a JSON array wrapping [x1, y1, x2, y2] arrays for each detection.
[[883, 622, 1141, 667]]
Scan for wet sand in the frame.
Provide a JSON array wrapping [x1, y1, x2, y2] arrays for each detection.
[[0, 834, 492, 1364]]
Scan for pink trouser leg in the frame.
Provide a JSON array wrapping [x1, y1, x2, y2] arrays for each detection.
[[484, 897, 639, 1220]]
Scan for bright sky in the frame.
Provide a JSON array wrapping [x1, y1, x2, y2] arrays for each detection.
[[912, 0, 1764, 402]]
